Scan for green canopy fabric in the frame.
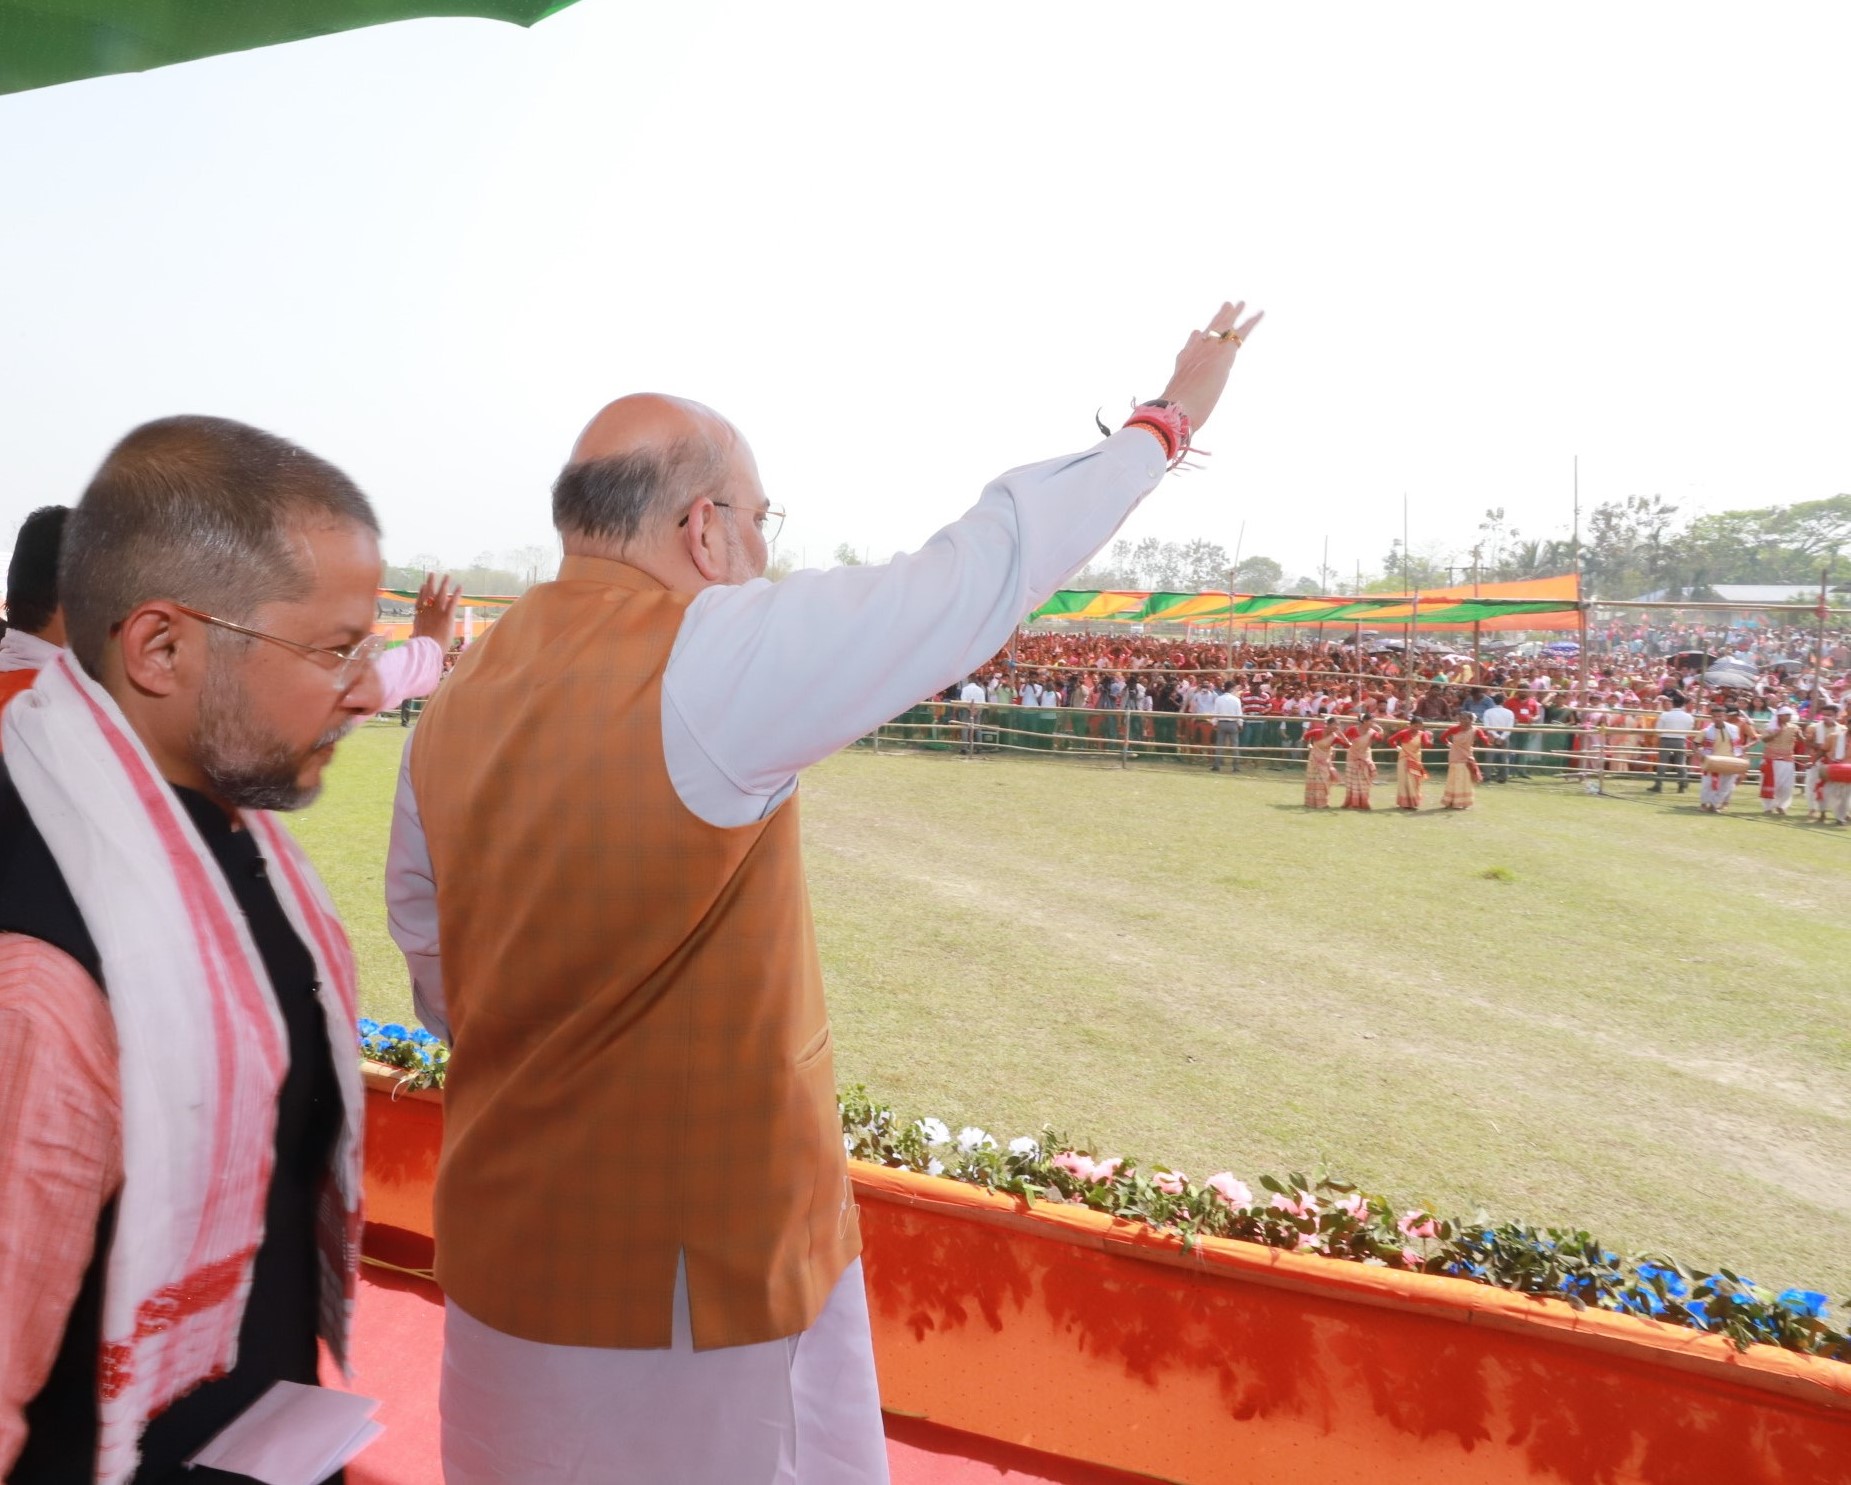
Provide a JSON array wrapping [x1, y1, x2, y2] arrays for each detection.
[[0, 1, 582, 96], [1027, 589, 1584, 628]]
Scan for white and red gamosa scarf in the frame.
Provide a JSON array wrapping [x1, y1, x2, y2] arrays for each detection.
[[4, 653, 363, 1485]]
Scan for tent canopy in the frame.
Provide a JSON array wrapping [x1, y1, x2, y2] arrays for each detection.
[[0, 1, 581, 95], [1028, 575, 1581, 633]]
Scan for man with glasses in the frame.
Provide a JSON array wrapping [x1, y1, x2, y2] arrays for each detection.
[[0, 415, 380, 1481], [389, 301, 1264, 1483]]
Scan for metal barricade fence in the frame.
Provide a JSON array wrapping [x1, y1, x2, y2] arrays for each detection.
[[855, 706, 1754, 790]]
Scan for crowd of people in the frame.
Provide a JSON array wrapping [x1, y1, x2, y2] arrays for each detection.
[[899, 627, 1851, 823]]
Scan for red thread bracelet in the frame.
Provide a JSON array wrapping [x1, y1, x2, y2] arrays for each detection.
[[1123, 400, 1192, 467]]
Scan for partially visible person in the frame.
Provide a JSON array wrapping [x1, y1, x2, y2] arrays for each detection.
[[1210, 680, 1243, 772], [0, 416, 379, 1481], [1441, 708, 1491, 810], [1303, 714, 1339, 809], [959, 674, 985, 756], [1806, 702, 1849, 825], [1697, 704, 1745, 813], [0, 506, 70, 739], [1480, 692, 1515, 783], [1509, 689, 1541, 777], [379, 572, 462, 725], [1648, 695, 1694, 795], [1758, 707, 1801, 815], [1388, 720, 1430, 810], [1340, 711, 1382, 810]]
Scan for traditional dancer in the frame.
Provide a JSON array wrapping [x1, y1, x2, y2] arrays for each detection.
[[1441, 709, 1491, 810], [1697, 705, 1745, 813], [1340, 712, 1383, 810], [1303, 714, 1339, 809], [1388, 721, 1430, 809], [1, 418, 376, 1481], [388, 302, 1265, 1483], [1803, 701, 1843, 822], [1807, 704, 1850, 825], [1758, 707, 1801, 815]]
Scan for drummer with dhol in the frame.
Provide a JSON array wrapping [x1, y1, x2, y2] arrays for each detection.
[[1696, 704, 1748, 813]]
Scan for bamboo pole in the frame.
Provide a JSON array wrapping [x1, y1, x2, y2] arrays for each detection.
[[1816, 565, 1832, 709], [1226, 520, 1245, 672]]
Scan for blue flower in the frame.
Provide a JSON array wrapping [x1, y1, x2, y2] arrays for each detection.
[[1776, 1289, 1830, 1320], [379, 1023, 409, 1041], [409, 1028, 438, 1045], [1636, 1263, 1688, 1300], [357, 1018, 380, 1038]]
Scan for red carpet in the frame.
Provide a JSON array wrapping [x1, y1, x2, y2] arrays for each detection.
[[327, 1265, 1148, 1484]]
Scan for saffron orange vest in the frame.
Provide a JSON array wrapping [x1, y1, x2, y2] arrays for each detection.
[[408, 556, 859, 1350]]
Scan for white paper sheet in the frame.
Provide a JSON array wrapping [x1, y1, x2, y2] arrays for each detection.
[[187, 1381, 383, 1485]]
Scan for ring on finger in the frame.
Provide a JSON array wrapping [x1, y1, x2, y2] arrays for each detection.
[[1209, 329, 1244, 346]]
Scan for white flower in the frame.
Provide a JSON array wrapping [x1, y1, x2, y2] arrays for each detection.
[[926, 1157, 946, 1177], [916, 1117, 951, 1146], [843, 1133, 855, 1153], [1008, 1136, 1041, 1159], [957, 1126, 996, 1153]]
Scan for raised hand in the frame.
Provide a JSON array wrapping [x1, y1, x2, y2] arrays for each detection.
[[1159, 300, 1265, 432], [411, 572, 462, 647]]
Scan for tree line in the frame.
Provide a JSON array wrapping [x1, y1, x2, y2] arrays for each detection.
[[1067, 492, 1850, 601], [379, 490, 1848, 602]]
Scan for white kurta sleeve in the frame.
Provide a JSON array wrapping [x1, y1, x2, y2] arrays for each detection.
[[385, 743, 450, 1041], [661, 429, 1167, 826]]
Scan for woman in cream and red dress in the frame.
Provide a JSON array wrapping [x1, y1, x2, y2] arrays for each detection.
[[1441, 710, 1492, 810], [1303, 715, 1340, 809], [1388, 722, 1431, 810], [1341, 713, 1384, 810]]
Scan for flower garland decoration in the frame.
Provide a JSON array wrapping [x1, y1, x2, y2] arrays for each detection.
[[351, 1024, 1844, 1362]]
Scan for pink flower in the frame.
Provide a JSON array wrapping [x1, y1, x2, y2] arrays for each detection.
[[1051, 1152, 1121, 1184], [1206, 1173, 1252, 1209], [1154, 1170, 1188, 1196], [1331, 1193, 1367, 1221], [1397, 1211, 1439, 1241], [1402, 1247, 1426, 1269], [1269, 1190, 1318, 1220]]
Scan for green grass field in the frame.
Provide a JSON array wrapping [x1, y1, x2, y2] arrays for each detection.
[[291, 723, 1851, 1302]]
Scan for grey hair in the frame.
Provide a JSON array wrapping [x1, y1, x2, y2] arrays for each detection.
[[551, 434, 728, 546], [62, 415, 379, 676]]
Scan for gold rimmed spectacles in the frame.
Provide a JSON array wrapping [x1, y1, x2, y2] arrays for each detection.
[[173, 603, 385, 692]]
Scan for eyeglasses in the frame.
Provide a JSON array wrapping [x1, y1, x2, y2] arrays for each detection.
[[173, 603, 385, 692], [677, 500, 786, 544]]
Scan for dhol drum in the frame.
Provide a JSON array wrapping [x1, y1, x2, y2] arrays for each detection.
[[1825, 761, 1851, 784], [1703, 754, 1750, 776]]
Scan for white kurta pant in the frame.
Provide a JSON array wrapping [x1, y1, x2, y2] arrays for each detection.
[[1764, 759, 1796, 812], [1825, 782, 1851, 825], [441, 1258, 889, 1484], [1700, 768, 1737, 809]]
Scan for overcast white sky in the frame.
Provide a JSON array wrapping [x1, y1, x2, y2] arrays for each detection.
[[3, 0, 1847, 586]]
